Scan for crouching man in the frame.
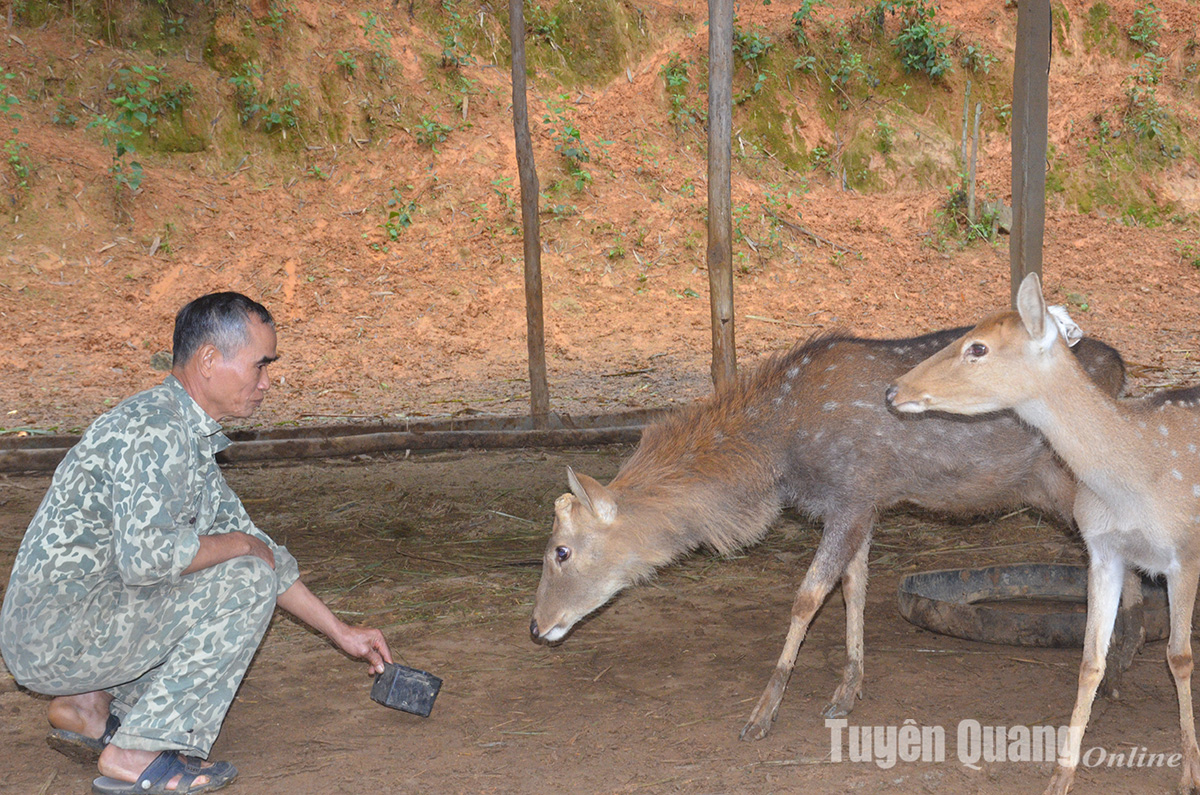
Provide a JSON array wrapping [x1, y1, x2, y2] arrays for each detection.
[[0, 292, 392, 794]]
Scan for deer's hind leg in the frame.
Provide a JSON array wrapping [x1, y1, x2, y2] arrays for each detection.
[[1165, 566, 1200, 793], [1099, 570, 1145, 700], [740, 508, 874, 741], [823, 534, 870, 719]]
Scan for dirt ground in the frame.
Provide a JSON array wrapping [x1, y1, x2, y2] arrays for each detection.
[[2, 0, 1200, 792], [0, 449, 1192, 795]]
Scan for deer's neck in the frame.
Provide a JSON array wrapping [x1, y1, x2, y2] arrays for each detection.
[[1014, 357, 1150, 493], [612, 468, 781, 559]]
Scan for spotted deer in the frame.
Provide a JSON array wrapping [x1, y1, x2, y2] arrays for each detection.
[[886, 272, 1200, 795], [530, 323, 1131, 741]]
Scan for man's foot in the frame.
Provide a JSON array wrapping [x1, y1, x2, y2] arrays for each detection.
[[48, 691, 114, 737], [47, 713, 121, 763], [46, 691, 118, 763], [95, 748, 237, 794]]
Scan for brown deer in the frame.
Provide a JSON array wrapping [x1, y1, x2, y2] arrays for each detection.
[[886, 272, 1200, 795], [530, 323, 1131, 741]]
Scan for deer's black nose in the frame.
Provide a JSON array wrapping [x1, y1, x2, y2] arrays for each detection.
[[530, 617, 540, 640], [884, 384, 899, 406]]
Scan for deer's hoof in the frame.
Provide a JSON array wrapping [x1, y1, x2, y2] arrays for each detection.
[[739, 716, 773, 742], [1042, 765, 1076, 795]]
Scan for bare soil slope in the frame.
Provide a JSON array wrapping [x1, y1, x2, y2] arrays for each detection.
[[0, 0, 1197, 432]]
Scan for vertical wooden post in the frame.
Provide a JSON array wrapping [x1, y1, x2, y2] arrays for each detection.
[[1010, 0, 1051, 308], [960, 80, 971, 165], [509, 0, 550, 427], [967, 103, 982, 225], [707, 0, 736, 390]]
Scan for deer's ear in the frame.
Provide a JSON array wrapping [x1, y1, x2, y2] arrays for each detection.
[[566, 466, 618, 525], [1016, 272, 1055, 351]]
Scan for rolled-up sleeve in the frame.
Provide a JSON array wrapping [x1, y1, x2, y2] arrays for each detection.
[[108, 418, 202, 587]]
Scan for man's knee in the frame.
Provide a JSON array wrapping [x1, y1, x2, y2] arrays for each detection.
[[214, 555, 279, 612]]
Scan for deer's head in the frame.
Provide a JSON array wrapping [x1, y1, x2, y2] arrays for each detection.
[[530, 467, 658, 643], [885, 273, 1068, 416]]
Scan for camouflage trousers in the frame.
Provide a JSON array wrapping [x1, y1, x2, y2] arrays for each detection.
[[2, 556, 277, 757]]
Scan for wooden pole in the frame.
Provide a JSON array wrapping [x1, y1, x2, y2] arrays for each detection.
[[961, 80, 971, 165], [967, 102, 982, 225], [1010, 0, 1051, 308], [706, 0, 736, 389], [509, 0, 550, 427]]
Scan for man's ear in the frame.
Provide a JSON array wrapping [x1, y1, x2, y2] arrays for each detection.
[[194, 342, 220, 377]]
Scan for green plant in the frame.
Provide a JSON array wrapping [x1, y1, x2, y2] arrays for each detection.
[[306, 164, 329, 179], [735, 71, 771, 105], [733, 25, 773, 67], [961, 44, 998, 73], [995, 102, 1012, 130], [335, 50, 358, 77], [1124, 81, 1166, 141], [937, 181, 1000, 244], [1, 72, 24, 192], [794, 54, 817, 73], [163, 16, 186, 37], [155, 222, 176, 254], [88, 114, 143, 192], [542, 96, 608, 175], [230, 62, 265, 125], [830, 39, 866, 88], [5, 138, 28, 191], [439, 12, 475, 69], [731, 202, 753, 244], [108, 65, 191, 135], [262, 83, 301, 133], [1, 73, 19, 120], [1176, 240, 1200, 269], [790, 0, 826, 47], [810, 144, 833, 175], [491, 176, 518, 219], [87, 65, 191, 195], [381, 186, 416, 239], [1128, 2, 1162, 51], [414, 116, 452, 150], [526, 3, 560, 42], [875, 117, 896, 153], [542, 199, 578, 219], [360, 10, 395, 76], [52, 101, 78, 127], [262, 3, 286, 33], [890, 0, 952, 79], [230, 68, 301, 133], [660, 53, 701, 130]]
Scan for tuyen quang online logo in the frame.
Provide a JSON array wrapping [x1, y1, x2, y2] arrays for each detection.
[[825, 718, 1185, 771]]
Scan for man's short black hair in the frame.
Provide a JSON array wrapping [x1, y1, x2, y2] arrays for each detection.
[[173, 292, 274, 368]]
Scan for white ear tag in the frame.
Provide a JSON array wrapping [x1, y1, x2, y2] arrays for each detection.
[[1047, 305, 1082, 347]]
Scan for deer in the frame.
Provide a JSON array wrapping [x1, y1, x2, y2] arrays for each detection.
[[885, 272, 1200, 795], [530, 322, 1134, 742]]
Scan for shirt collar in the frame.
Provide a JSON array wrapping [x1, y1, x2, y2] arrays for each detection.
[[164, 375, 232, 453]]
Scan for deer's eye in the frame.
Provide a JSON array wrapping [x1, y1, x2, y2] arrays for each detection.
[[555, 546, 571, 564], [966, 343, 988, 359]]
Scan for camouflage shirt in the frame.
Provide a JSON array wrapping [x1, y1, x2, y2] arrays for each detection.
[[1, 376, 299, 660]]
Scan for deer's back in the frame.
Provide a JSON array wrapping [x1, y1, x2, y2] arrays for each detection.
[[768, 330, 1124, 522], [615, 328, 1123, 529]]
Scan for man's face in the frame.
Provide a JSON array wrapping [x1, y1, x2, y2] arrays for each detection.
[[208, 317, 278, 420]]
